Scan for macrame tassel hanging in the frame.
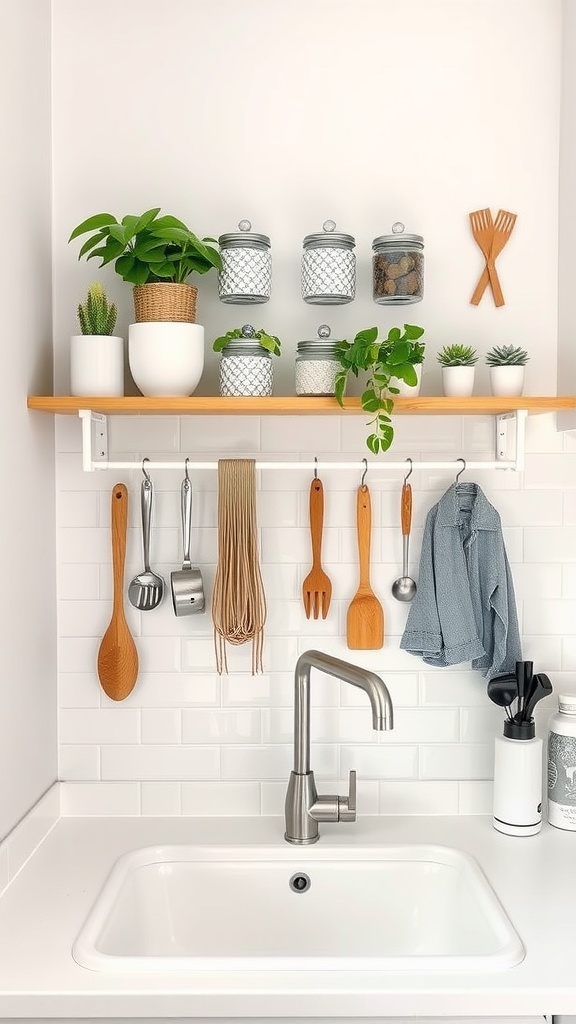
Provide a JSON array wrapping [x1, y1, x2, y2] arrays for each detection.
[[212, 459, 267, 674]]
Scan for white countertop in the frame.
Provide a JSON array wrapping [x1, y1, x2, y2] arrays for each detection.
[[0, 812, 574, 1018]]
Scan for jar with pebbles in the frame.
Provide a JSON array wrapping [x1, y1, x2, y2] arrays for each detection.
[[372, 222, 424, 304], [301, 220, 356, 304], [218, 220, 271, 304], [295, 325, 341, 396]]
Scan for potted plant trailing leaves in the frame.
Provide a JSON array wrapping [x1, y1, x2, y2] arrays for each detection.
[[213, 325, 282, 396], [437, 343, 478, 397], [334, 324, 425, 454], [389, 337, 426, 396], [70, 283, 124, 397], [485, 344, 529, 397], [69, 208, 222, 397]]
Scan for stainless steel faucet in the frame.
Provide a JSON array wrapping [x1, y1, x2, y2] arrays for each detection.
[[284, 650, 394, 844]]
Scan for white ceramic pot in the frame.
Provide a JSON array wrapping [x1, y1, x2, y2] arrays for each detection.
[[70, 335, 124, 397], [389, 363, 422, 397], [128, 322, 205, 397], [489, 365, 525, 397], [442, 365, 476, 398]]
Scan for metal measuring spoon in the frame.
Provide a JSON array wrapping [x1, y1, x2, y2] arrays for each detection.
[[128, 464, 165, 611], [392, 477, 417, 602]]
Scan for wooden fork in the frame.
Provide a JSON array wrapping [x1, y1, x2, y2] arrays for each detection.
[[302, 477, 332, 619], [470, 209, 517, 307], [469, 208, 497, 305]]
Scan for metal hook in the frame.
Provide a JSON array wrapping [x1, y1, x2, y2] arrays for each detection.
[[361, 458, 368, 487], [455, 458, 466, 483], [403, 458, 413, 483], [314, 457, 318, 480], [184, 457, 190, 482], [142, 457, 151, 484]]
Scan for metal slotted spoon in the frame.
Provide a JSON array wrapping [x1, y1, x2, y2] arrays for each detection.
[[128, 462, 165, 611]]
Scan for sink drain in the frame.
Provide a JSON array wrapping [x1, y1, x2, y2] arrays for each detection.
[[289, 872, 311, 893]]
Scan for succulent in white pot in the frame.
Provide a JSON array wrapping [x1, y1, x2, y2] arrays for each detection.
[[485, 344, 529, 397], [437, 344, 478, 397], [70, 283, 124, 397]]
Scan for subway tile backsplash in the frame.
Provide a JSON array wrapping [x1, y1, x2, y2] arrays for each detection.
[[56, 412, 576, 815]]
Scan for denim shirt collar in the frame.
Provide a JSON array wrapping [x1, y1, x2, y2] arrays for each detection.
[[436, 482, 500, 531]]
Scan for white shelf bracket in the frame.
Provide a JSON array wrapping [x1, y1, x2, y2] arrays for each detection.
[[79, 410, 108, 471], [495, 410, 527, 470]]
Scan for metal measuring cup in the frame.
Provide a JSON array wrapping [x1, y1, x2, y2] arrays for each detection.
[[170, 461, 205, 616]]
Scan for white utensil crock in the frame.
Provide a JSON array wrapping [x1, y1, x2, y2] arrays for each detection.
[[128, 322, 204, 397]]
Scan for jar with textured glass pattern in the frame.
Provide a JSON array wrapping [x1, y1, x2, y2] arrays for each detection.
[[301, 220, 356, 304], [218, 220, 271, 304], [372, 222, 424, 304], [218, 325, 273, 397], [295, 325, 341, 396]]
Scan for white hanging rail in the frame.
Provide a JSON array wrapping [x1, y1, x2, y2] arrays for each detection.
[[79, 409, 528, 473]]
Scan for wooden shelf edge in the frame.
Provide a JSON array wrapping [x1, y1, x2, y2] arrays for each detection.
[[27, 395, 576, 416]]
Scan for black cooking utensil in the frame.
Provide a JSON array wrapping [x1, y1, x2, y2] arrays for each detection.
[[522, 672, 553, 722], [487, 673, 518, 715]]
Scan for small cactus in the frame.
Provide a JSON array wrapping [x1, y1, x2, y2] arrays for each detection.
[[485, 344, 529, 367], [437, 343, 478, 367], [77, 282, 117, 335]]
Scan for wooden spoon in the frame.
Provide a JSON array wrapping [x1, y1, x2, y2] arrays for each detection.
[[97, 483, 139, 701], [346, 484, 384, 650]]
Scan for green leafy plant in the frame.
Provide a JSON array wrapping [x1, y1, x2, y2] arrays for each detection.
[[334, 324, 425, 454], [69, 208, 222, 286], [77, 282, 117, 335], [485, 344, 529, 366], [213, 325, 281, 356], [437, 343, 478, 367]]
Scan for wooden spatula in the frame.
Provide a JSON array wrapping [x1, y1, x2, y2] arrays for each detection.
[[346, 484, 384, 650], [97, 483, 139, 701]]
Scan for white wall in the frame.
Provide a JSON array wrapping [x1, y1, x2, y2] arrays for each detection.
[[51, 0, 576, 817], [558, 0, 576, 430], [0, 0, 57, 838]]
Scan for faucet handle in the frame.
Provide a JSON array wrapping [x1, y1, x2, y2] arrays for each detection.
[[339, 770, 357, 821]]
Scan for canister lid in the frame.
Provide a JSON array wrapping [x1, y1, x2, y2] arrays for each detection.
[[303, 219, 355, 250], [558, 694, 576, 715], [373, 221, 424, 250], [297, 325, 341, 354], [219, 219, 270, 250]]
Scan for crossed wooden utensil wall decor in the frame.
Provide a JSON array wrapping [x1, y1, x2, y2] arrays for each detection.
[[469, 208, 517, 307]]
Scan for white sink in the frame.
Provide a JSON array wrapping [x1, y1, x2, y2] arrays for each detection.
[[73, 843, 524, 973]]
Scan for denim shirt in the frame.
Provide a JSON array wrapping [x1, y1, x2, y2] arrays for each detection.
[[400, 482, 522, 680]]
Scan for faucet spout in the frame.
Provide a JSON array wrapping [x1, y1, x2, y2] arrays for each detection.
[[285, 650, 394, 844]]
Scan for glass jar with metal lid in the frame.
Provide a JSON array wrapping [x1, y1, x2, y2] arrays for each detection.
[[295, 325, 341, 396], [372, 222, 424, 304], [218, 324, 273, 397], [301, 220, 356, 304], [218, 220, 271, 304]]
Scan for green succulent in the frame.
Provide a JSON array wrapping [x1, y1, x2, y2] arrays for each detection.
[[77, 282, 117, 335], [485, 344, 529, 367], [437, 344, 478, 367]]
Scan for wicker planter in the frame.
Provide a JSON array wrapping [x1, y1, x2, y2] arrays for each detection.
[[133, 282, 198, 323]]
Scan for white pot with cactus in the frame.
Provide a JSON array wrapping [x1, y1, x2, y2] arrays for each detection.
[[486, 344, 529, 397], [437, 344, 478, 398], [70, 283, 124, 397]]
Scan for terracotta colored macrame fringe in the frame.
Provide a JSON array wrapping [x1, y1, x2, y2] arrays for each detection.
[[212, 459, 266, 674]]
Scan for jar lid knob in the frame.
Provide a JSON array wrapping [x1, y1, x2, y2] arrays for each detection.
[[392, 221, 405, 234], [238, 219, 252, 232], [322, 219, 336, 233], [241, 324, 256, 338], [317, 324, 331, 339]]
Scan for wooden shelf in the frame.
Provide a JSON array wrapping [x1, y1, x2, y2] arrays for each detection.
[[26, 395, 576, 416]]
